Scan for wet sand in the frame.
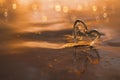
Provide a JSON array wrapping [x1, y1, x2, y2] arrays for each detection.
[[0, 19, 120, 80]]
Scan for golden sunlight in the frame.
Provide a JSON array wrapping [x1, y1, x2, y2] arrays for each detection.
[[17, 0, 33, 5]]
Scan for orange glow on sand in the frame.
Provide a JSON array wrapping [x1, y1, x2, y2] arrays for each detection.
[[10, 41, 64, 49]]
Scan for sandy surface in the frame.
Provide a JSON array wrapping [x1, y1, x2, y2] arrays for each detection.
[[0, 17, 120, 80]]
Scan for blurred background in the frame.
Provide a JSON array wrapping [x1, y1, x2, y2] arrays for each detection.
[[0, 0, 119, 34], [0, 0, 119, 23]]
